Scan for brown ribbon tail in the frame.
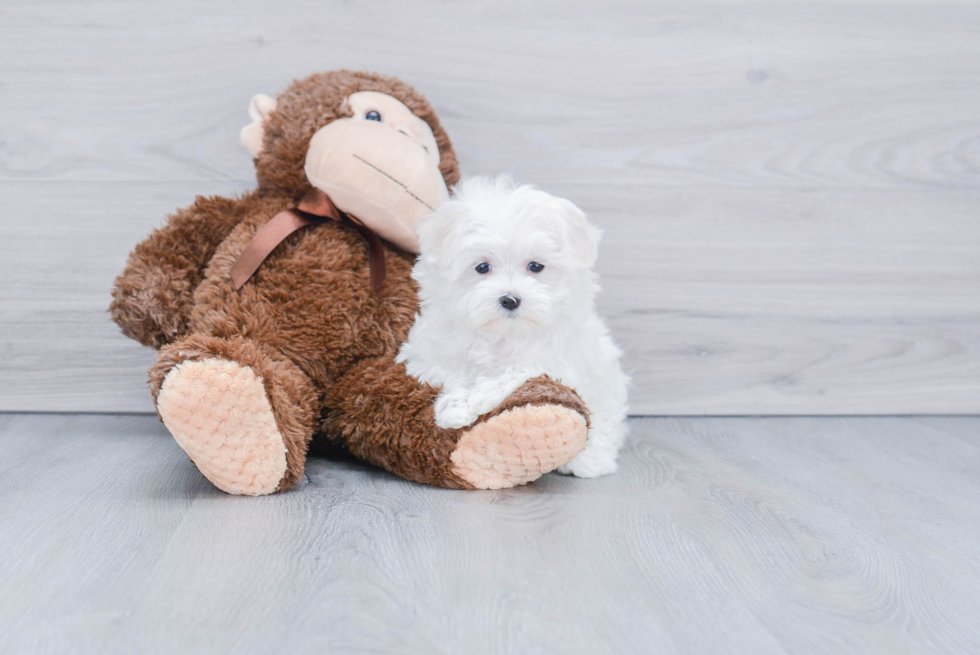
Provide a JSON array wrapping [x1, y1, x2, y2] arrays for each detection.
[[298, 188, 386, 290], [230, 188, 386, 292], [347, 216, 387, 290], [230, 210, 314, 289]]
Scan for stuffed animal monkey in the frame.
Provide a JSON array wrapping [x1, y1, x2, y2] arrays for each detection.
[[110, 70, 589, 495]]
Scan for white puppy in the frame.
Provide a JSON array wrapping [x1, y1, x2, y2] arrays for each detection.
[[396, 175, 629, 477]]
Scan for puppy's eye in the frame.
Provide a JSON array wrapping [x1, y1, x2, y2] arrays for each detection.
[[475, 262, 491, 275], [528, 262, 545, 273], [365, 110, 381, 121]]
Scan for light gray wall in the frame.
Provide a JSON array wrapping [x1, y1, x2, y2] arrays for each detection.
[[1, 0, 978, 414]]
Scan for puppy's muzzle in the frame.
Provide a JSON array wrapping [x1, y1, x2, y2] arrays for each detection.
[[499, 294, 521, 311]]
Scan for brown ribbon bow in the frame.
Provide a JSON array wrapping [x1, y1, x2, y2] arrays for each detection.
[[229, 189, 387, 291]]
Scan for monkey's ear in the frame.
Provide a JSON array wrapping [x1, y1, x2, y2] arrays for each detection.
[[239, 93, 277, 157]]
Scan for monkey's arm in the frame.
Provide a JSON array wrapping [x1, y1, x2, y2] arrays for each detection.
[[110, 194, 246, 348]]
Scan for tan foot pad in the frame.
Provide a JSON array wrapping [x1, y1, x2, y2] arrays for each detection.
[[451, 405, 588, 490], [157, 358, 287, 496]]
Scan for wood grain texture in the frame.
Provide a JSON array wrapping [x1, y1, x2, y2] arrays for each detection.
[[1, 0, 978, 413], [2, 414, 979, 654]]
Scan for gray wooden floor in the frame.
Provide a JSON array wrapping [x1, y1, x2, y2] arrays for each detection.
[[2, 414, 978, 654]]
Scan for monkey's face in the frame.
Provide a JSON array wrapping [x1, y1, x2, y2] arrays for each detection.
[[302, 91, 449, 253], [240, 73, 455, 254]]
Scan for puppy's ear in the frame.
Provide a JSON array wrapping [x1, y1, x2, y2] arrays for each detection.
[[556, 198, 601, 267], [416, 202, 462, 270], [240, 93, 277, 157]]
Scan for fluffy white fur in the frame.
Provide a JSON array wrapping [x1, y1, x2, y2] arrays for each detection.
[[397, 175, 629, 477]]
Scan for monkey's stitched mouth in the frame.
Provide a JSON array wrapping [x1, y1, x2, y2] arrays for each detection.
[[350, 153, 434, 211]]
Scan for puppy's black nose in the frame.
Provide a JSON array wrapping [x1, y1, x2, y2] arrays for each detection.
[[499, 294, 521, 311]]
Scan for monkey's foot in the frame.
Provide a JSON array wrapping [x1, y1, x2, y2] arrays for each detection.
[[157, 358, 287, 495], [450, 377, 589, 490]]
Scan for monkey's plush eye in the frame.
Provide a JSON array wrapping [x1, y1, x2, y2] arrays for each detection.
[[475, 262, 491, 274], [528, 262, 545, 273], [365, 110, 381, 121]]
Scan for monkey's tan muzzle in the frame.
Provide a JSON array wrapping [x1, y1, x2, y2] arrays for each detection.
[[304, 103, 449, 254]]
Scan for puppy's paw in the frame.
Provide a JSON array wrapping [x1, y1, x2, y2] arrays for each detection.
[[468, 395, 504, 419], [468, 371, 537, 418], [556, 448, 619, 478], [434, 391, 479, 429], [468, 384, 515, 418]]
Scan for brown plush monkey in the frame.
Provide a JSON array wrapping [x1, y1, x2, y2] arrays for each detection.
[[110, 70, 589, 495]]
